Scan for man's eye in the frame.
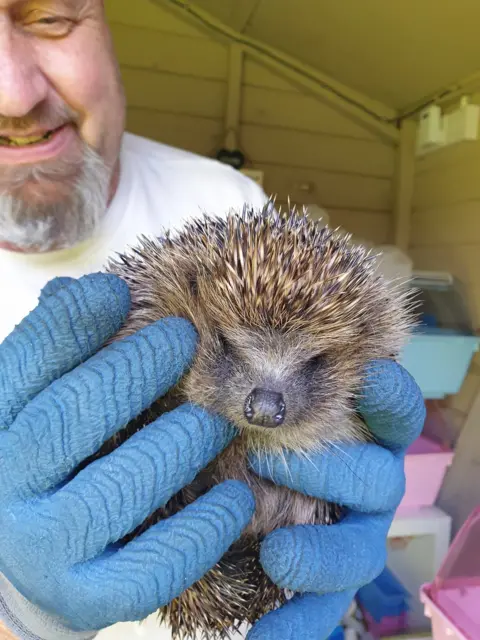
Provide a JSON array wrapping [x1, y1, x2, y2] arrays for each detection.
[[23, 14, 74, 37], [37, 17, 61, 24]]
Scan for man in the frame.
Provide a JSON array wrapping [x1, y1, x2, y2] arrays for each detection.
[[0, 1, 425, 639]]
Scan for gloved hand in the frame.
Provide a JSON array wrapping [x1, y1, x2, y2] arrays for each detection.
[[247, 360, 425, 639], [0, 273, 255, 634]]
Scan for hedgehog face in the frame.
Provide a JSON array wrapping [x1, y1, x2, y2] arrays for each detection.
[[108, 207, 414, 453], [182, 317, 371, 453]]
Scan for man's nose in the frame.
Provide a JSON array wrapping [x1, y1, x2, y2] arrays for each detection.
[[0, 28, 48, 117]]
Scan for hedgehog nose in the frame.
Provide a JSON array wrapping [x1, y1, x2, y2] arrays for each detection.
[[244, 388, 286, 428]]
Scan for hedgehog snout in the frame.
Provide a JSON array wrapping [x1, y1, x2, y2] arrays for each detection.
[[244, 388, 286, 428]]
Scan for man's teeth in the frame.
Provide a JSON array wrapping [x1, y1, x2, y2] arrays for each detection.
[[0, 132, 54, 147]]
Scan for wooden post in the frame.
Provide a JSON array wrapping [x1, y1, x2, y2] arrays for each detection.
[[392, 119, 417, 250], [224, 43, 243, 150], [437, 382, 480, 537]]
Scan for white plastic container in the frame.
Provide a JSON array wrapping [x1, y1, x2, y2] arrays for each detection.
[[373, 245, 413, 285]]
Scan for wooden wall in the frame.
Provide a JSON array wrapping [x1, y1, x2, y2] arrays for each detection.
[[105, 0, 394, 245], [411, 96, 480, 429], [411, 112, 480, 327], [411, 96, 480, 534]]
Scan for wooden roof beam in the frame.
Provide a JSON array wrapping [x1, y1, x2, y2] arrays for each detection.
[[154, 0, 401, 145], [229, 0, 262, 33], [400, 69, 480, 119]]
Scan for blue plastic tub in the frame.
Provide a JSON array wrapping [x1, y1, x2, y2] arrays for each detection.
[[356, 567, 410, 622], [399, 330, 479, 399], [327, 626, 344, 639]]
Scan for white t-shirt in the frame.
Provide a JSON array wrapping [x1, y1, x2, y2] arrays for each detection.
[[0, 132, 268, 640], [0, 131, 268, 342]]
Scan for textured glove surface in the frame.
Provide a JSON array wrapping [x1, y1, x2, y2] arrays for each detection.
[[0, 274, 254, 632], [247, 359, 426, 639]]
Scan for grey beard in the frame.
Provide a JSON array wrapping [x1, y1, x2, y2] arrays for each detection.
[[0, 143, 111, 252]]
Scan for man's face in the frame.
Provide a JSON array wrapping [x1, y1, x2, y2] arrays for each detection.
[[0, 0, 126, 252]]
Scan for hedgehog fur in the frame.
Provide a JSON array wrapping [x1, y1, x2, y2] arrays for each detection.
[[87, 203, 416, 639]]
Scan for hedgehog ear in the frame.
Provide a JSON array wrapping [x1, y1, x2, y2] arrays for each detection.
[[188, 273, 199, 298], [358, 317, 372, 339]]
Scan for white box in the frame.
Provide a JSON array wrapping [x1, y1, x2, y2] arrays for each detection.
[[417, 105, 445, 153], [444, 97, 479, 144]]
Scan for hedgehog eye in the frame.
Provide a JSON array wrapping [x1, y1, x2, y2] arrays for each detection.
[[304, 354, 327, 372], [188, 274, 199, 297], [218, 332, 233, 356]]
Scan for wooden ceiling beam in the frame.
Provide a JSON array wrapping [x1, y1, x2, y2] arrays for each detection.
[[155, 0, 400, 144], [229, 0, 262, 33], [400, 69, 480, 119]]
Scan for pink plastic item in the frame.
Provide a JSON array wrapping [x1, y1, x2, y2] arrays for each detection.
[[420, 506, 480, 640], [398, 434, 454, 511], [362, 609, 408, 637]]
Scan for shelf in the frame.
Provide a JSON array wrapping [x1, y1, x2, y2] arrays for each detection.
[[389, 505, 452, 546], [387, 505, 452, 632]]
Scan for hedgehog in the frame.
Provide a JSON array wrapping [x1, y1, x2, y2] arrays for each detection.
[[86, 203, 415, 640]]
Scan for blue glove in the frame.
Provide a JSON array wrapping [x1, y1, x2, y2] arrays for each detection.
[[0, 273, 254, 633], [247, 360, 425, 639]]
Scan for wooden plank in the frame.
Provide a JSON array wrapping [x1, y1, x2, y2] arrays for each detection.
[[244, 59, 299, 92], [242, 84, 379, 141], [125, 109, 223, 156], [416, 138, 480, 176], [413, 160, 480, 210], [120, 67, 227, 119], [109, 22, 380, 143], [411, 200, 480, 247], [153, 0, 399, 143], [229, 0, 261, 32], [105, 0, 209, 37], [109, 23, 228, 80], [107, 2, 396, 142], [321, 210, 390, 244], [256, 164, 392, 211], [155, 0, 396, 116], [240, 125, 395, 177], [247, 51, 399, 145], [275, 203, 390, 244], [392, 119, 416, 250], [409, 244, 480, 287]]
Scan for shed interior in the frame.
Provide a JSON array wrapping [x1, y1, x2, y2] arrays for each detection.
[[102, 2, 480, 637]]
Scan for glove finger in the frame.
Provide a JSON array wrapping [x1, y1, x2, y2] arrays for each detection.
[[247, 590, 356, 640], [358, 359, 425, 452], [249, 442, 405, 513], [43, 404, 237, 561], [38, 276, 77, 301], [0, 273, 131, 429], [70, 480, 255, 630], [259, 511, 393, 594], [5, 317, 198, 498]]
